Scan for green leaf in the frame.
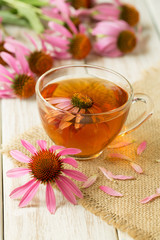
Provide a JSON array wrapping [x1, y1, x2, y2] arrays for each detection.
[[18, 0, 49, 7], [16, 5, 44, 33], [0, 10, 29, 27]]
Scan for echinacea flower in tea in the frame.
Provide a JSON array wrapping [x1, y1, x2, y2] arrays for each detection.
[[7, 139, 87, 214], [4, 34, 53, 76], [0, 50, 35, 99], [91, 20, 137, 57]]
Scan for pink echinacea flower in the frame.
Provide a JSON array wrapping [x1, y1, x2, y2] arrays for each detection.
[[91, 20, 137, 57], [0, 50, 35, 99], [7, 139, 87, 214]]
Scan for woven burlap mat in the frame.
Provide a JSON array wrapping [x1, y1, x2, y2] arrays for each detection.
[[2, 64, 160, 240]]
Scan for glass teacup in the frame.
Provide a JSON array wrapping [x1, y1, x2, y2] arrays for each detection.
[[36, 65, 153, 159]]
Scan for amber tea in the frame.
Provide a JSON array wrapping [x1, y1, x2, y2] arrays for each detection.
[[39, 77, 129, 157]]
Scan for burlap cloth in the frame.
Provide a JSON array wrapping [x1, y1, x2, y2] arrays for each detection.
[[2, 64, 160, 240]]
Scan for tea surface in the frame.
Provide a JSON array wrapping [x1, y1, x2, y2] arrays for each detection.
[[40, 77, 129, 157], [41, 77, 128, 113]]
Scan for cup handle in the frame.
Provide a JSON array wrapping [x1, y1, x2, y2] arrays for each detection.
[[119, 93, 154, 135]]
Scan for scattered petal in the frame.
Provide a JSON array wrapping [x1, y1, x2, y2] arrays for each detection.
[[99, 185, 123, 197], [140, 194, 159, 204], [99, 167, 113, 181], [108, 153, 132, 162], [81, 175, 98, 188], [99, 167, 134, 180], [108, 140, 135, 149], [130, 162, 143, 174], [137, 141, 147, 155]]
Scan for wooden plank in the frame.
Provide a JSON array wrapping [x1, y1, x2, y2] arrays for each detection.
[[146, 0, 160, 36], [0, 101, 3, 240], [2, 26, 118, 239]]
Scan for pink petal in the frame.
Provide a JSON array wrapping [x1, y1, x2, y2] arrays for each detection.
[[55, 179, 77, 205], [59, 121, 72, 130], [99, 185, 123, 197], [0, 74, 12, 83], [49, 145, 64, 152], [44, 35, 69, 49], [108, 140, 135, 149], [62, 157, 78, 168], [25, 33, 38, 49], [99, 167, 113, 181], [37, 140, 47, 151], [130, 162, 143, 174], [47, 97, 70, 104], [99, 167, 134, 180], [108, 153, 132, 162], [6, 168, 31, 178], [21, 139, 37, 155], [48, 22, 72, 38], [15, 47, 30, 74], [62, 169, 87, 182], [156, 187, 160, 194], [19, 181, 40, 207], [65, 17, 77, 34], [0, 64, 13, 79], [9, 179, 36, 199], [0, 52, 19, 73], [46, 182, 56, 214], [56, 101, 72, 109], [137, 141, 147, 155], [140, 194, 159, 204], [58, 148, 81, 156], [5, 38, 30, 55], [10, 150, 31, 163], [81, 174, 98, 188], [59, 175, 83, 198]]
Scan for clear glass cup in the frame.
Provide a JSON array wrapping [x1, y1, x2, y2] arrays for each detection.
[[36, 65, 153, 160]]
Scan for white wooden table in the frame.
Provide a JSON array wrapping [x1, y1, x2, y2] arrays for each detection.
[[1, 0, 160, 239]]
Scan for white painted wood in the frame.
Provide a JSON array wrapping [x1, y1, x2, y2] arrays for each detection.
[[146, 0, 160, 35], [0, 102, 3, 240], [1, 0, 160, 239]]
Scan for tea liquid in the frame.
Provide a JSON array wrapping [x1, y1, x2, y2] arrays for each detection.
[[40, 78, 129, 157]]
